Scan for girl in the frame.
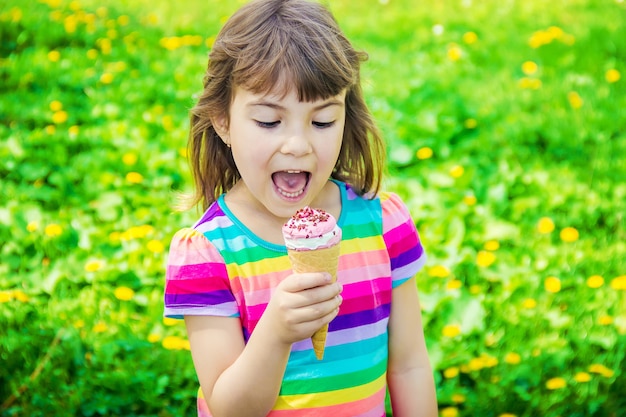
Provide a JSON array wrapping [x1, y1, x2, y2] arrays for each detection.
[[164, 0, 438, 416]]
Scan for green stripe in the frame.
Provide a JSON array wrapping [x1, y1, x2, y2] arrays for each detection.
[[280, 355, 387, 395]]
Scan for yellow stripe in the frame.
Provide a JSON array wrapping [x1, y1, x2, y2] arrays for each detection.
[[341, 236, 385, 255], [226, 256, 292, 278], [273, 373, 386, 410]]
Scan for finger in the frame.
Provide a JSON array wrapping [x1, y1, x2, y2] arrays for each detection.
[[295, 293, 343, 325], [281, 272, 332, 293]]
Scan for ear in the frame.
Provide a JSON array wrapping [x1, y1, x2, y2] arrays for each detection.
[[212, 114, 230, 146]]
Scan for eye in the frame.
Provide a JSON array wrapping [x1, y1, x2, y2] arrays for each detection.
[[312, 121, 335, 129], [255, 120, 280, 128]]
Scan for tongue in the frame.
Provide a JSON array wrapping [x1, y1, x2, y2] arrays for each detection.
[[273, 171, 308, 192]]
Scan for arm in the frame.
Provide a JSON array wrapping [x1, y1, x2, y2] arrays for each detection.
[[387, 276, 438, 417], [185, 272, 342, 417]]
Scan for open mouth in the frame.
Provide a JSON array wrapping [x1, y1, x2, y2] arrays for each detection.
[[272, 170, 310, 199]]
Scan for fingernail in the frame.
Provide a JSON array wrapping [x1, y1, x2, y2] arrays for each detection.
[[324, 273, 332, 282]]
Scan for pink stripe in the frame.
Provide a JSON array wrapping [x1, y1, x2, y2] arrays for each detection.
[[384, 223, 418, 254], [267, 386, 386, 417]]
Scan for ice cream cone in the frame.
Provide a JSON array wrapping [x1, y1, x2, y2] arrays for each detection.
[[287, 243, 340, 360]]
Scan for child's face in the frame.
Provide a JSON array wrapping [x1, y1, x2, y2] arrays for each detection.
[[219, 86, 346, 219]]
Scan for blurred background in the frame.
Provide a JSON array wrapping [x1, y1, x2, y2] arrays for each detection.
[[1, 0, 625, 416]]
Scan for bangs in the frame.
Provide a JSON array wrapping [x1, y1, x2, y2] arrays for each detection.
[[229, 10, 364, 101]]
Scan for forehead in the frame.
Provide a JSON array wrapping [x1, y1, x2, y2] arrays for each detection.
[[232, 85, 346, 108]]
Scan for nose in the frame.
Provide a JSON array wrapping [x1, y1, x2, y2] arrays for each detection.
[[280, 128, 312, 157]]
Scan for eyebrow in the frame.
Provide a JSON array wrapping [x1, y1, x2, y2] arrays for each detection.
[[247, 98, 344, 111]]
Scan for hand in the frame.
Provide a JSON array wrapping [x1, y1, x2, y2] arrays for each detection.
[[262, 272, 343, 345]]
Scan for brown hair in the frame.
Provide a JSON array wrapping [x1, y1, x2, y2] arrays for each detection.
[[188, 0, 385, 210]]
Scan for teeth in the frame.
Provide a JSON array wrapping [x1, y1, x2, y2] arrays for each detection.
[[286, 170, 301, 174], [277, 187, 304, 198]]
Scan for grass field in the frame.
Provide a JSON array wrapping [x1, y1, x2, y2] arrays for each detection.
[[1, 0, 625, 416]]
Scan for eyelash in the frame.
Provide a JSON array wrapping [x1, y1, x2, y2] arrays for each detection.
[[255, 121, 335, 129]]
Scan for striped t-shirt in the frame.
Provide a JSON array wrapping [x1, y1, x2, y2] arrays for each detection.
[[164, 181, 426, 417]]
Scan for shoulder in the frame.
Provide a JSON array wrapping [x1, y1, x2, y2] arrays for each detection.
[[378, 191, 416, 233]]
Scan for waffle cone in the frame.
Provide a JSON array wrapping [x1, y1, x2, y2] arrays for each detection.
[[287, 243, 340, 360]]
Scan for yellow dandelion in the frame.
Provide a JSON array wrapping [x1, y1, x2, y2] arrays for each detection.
[[48, 50, 61, 62], [529, 30, 552, 48], [163, 317, 179, 326], [428, 265, 450, 278], [49, 100, 63, 112], [544, 276, 561, 293], [10, 7, 22, 22], [45, 125, 56, 135], [416, 146, 433, 160], [442, 324, 462, 338], [451, 394, 466, 404], [84, 259, 104, 272], [114, 286, 135, 301], [462, 31, 478, 45], [610, 275, 626, 290], [443, 367, 459, 378], [64, 15, 77, 33], [499, 414, 517, 417], [12, 290, 29, 302], [574, 372, 591, 383], [117, 15, 130, 26], [560, 226, 579, 242], [100, 73, 114, 84], [441, 407, 459, 417], [469, 285, 481, 294], [0, 291, 12, 303], [147, 239, 165, 254], [109, 231, 121, 242], [518, 77, 542, 89], [537, 217, 555, 234], [52, 110, 68, 124], [464, 118, 477, 129], [86, 48, 98, 59], [126, 172, 144, 184], [146, 13, 159, 25], [122, 152, 138, 166], [74, 319, 85, 329], [467, 357, 484, 372], [68, 125, 80, 136], [26, 221, 39, 232], [480, 354, 498, 368], [522, 61, 538, 75], [463, 194, 477, 206], [484, 240, 500, 251], [546, 377, 566, 390], [567, 91, 584, 109], [45, 223, 63, 237], [447, 44, 462, 61], [598, 315, 613, 326], [476, 250, 496, 267], [449, 165, 464, 178], [148, 333, 161, 343], [586, 275, 604, 288], [446, 279, 462, 290], [98, 38, 112, 55], [162, 335, 190, 350], [93, 322, 108, 333], [588, 364, 614, 378], [178, 147, 188, 158], [504, 352, 521, 365], [205, 35, 216, 48], [605, 69, 621, 83]]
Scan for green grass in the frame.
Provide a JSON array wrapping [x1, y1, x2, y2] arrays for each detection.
[[1, 0, 625, 416]]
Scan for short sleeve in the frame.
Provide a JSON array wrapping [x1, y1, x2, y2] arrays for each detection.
[[163, 228, 239, 319], [381, 192, 427, 288]]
